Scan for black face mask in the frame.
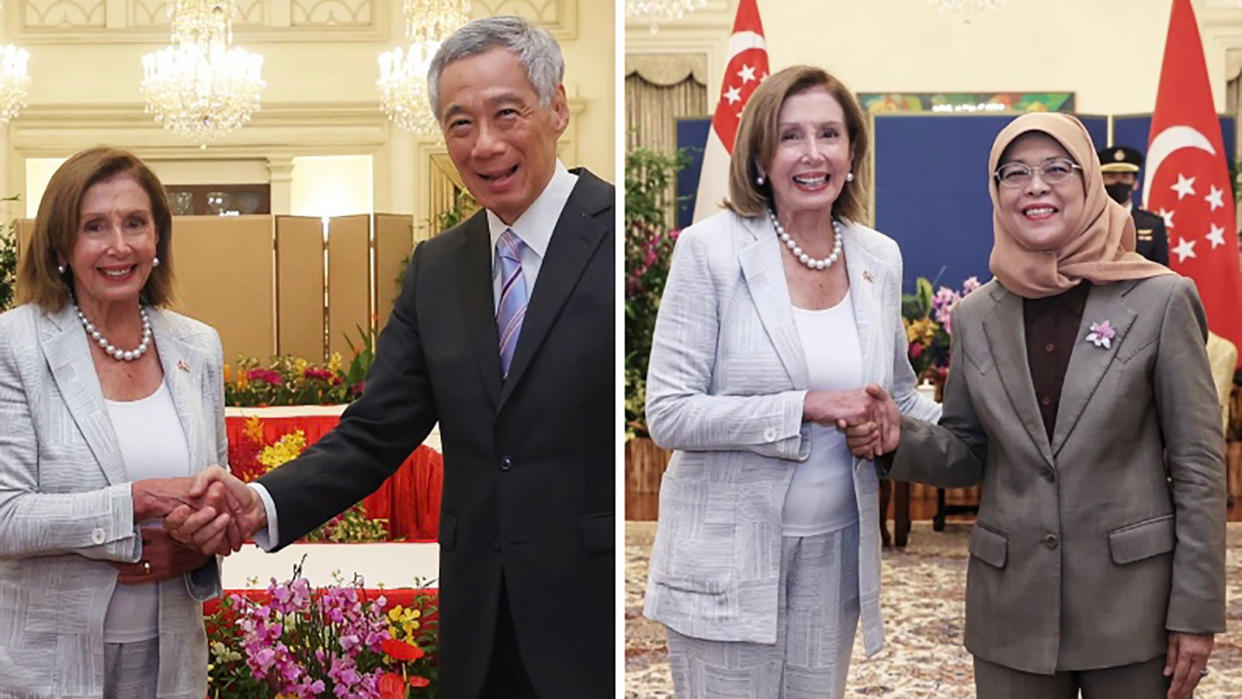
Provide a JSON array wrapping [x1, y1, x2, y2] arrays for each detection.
[[1105, 183, 1133, 205]]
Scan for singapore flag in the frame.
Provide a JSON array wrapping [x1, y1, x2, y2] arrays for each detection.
[[1144, 0, 1242, 362], [691, 0, 769, 224]]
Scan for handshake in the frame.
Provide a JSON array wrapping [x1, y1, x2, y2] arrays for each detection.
[[131, 466, 268, 557], [804, 384, 901, 458]]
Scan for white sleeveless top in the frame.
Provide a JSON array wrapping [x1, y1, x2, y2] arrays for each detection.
[[103, 381, 191, 643], [783, 290, 863, 536]]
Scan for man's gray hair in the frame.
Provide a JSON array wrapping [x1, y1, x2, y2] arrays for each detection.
[[427, 15, 565, 120]]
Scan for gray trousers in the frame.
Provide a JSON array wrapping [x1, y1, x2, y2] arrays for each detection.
[[666, 522, 861, 698], [973, 654, 1172, 699], [103, 637, 159, 699]]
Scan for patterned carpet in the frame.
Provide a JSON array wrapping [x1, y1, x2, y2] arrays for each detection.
[[626, 521, 1242, 697]]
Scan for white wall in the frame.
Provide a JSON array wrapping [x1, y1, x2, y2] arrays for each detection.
[[4, 0, 613, 229], [291, 154, 374, 217]]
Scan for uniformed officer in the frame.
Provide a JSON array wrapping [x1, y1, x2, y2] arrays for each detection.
[[1098, 145, 1169, 265]]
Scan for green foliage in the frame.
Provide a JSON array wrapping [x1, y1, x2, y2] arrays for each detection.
[[305, 502, 391, 543], [343, 324, 375, 393], [437, 189, 476, 231], [0, 195, 21, 312], [625, 147, 689, 439]]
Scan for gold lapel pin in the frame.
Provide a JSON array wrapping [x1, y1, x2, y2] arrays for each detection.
[[862, 270, 875, 283], [176, 360, 190, 372]]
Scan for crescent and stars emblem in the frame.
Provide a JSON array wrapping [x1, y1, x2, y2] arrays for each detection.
[[1141, 125, 1224, 263]]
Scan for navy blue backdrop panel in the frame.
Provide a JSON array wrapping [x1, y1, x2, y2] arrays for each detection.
[[872, 114, 1107, 293], [1109, 115, 1235, 210], [675, 117, 712, 229]]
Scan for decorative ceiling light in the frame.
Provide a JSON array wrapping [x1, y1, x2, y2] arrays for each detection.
[[377, 0, 471, 135], [922, 0, 1011, 11], [626, 0, 707, 31], [140, 0, 264, 146], [0, 44, 30, 124]]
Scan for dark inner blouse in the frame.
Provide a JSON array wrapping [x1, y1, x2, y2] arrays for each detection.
[[1022, 281, 1092, 440]]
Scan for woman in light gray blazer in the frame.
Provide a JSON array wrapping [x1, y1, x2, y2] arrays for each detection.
[[643, 66, 940, 698], [0, 147, 237, 698]]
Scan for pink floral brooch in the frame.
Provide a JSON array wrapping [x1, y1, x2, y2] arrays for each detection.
[[1085, 320, 1116, 349]]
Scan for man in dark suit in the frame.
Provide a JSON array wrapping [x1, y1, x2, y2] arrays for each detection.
[[166, 15, 614, 699], [1099, 145, 1170, 265]]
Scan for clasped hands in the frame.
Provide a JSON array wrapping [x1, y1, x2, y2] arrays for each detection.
[[805, 384, 900, 458], [127, 466, 267, 565]]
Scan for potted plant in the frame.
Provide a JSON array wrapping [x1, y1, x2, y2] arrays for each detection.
[[624, 146, 687, 518]]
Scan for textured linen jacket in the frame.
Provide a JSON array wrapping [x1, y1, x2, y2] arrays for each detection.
[[889, 277, 1227, 674], [0, 303, 224, 699], [643, 210, 941, 653]]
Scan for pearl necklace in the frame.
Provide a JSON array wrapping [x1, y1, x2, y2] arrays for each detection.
[[74, 304, 152, 362], [769, 209, 844, 271]]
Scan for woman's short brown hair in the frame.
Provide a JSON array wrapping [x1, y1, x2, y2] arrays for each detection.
[[725, 65, 870, 223], [17, 147, 174, 312]]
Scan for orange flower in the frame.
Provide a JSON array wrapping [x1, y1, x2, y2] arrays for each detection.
[[408, 675, 431, 688], [243, 415, 264, 444], [381, 638, 425, 661]]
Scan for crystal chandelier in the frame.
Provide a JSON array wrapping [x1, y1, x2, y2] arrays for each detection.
[[140, 0, 264, 145], [0, 45, 30, 125], [626, 0, 707, 30], [922, 0, 1011, 11], [377, 0, 471, 135]]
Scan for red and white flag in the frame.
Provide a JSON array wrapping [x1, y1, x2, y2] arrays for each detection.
[[691, 0, 769, 224], [1144, 0, 1242, 363]]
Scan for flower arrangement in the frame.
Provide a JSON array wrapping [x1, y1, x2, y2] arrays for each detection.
[[229, 416, 390, 543], [225, 326, 377, 408], [901, 275, 982, 384], [225, 354, 356, 407], [206, 562, 438, 698], [625, 146, 689, 439]]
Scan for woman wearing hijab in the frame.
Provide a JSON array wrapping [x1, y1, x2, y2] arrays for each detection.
[[854, 112, 1225, 699]]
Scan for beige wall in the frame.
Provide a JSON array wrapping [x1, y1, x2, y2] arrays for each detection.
[[3, 0, 614, 236], [626, 0, 1242, 116]]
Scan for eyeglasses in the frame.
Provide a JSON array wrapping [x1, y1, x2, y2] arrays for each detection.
[[994, 158, 1083, 189]]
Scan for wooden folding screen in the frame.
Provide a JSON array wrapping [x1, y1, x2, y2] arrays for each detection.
[[171, 215, 275, 360], [326, 215, 371, 358], [374, 213, 413, 329], [275, 216, 325, 360]]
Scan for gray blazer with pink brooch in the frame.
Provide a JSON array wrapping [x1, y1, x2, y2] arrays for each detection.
[[888, 276, 1226, 674], [0, 303, 225, 698], [642, 210, 940, 654]]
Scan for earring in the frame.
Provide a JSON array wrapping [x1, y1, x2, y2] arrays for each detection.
[[756, 174, 766, 186], [57, 264, 65, 274], [846, 172, 855, 183], [152, 257, 160, 268]]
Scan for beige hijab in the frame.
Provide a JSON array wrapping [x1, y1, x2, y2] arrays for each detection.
[[987, 112, 1172, 298]]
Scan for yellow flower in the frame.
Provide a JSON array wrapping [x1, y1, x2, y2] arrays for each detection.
[[328, 352, 343, 375], [258, 430, 307, 470], [223, 364, 232, 383], [906, 317, 939, 347], [293, 357, 309, 377]]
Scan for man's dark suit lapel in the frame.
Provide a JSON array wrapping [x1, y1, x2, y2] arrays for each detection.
[[498, 169, 610, 409], [456, 212, 504, 408]]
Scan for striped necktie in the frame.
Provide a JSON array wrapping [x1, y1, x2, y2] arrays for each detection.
[[495, 228, 528, 378]]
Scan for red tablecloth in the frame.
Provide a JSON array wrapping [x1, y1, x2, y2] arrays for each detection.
[[225, 412, 443, 541]]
